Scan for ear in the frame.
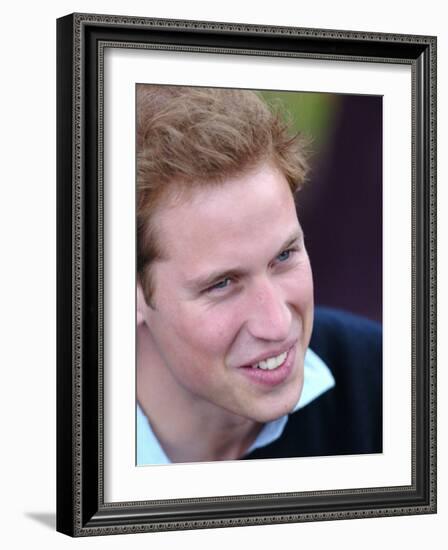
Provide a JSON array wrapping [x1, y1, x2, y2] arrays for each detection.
[[136, 281, 148, 327]]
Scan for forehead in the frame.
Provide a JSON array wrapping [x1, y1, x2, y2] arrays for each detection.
[[153, 163, 300, 267]]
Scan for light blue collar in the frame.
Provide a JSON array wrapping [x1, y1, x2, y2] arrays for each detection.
[[137, 348, 335, 465]]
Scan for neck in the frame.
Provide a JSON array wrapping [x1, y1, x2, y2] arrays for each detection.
[[137, 324, 263, 463]]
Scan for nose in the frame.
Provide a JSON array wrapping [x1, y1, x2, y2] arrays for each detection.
[[245, 278, 291, 342]]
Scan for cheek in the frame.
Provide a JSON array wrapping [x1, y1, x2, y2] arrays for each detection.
[[282, 263, 314, 307], [172, 303, 241, 358]]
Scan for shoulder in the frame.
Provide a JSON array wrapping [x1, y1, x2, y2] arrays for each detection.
[[310, 307, 382, 371], [312, 306, 381, 342], [295, 307, 382, 456], [309, 307, 382, 416]]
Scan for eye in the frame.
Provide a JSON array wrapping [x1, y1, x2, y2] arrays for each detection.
[[276, 247, 298, 263], [206, 277, 232, 293], [277, 249, 292, 262]]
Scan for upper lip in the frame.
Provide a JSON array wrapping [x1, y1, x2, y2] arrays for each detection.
[[240, 341, 297, 367]]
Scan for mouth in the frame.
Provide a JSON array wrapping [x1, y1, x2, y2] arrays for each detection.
[[241, 341, 297, 370], [238, 344, 298, 387], [251, 350, 288, 370]]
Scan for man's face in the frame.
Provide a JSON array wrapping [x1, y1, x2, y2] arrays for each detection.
[[137, 163, 314, 424]]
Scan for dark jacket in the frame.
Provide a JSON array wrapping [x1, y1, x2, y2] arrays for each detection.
[[244, 307, 382, 460]]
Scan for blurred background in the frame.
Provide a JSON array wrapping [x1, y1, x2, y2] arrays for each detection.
[[260, 90, 383, 324]]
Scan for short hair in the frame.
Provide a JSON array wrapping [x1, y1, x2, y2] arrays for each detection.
[[137, 84, 309, 303]]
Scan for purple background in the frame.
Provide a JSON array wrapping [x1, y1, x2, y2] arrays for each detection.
[[297, 95, 383, 323]]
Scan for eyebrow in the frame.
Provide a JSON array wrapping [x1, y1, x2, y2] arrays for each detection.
[[185, 229, 304, 292]]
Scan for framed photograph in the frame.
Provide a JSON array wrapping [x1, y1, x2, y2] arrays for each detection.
[[56, 13, 437, 536]]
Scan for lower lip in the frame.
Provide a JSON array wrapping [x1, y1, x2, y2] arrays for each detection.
[[238, 345, 297, 387]]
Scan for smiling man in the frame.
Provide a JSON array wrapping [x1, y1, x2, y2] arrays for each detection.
[[136, 85, 382, 464]]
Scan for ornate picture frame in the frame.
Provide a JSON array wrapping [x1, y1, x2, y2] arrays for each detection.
[[56, 13, 436, 536]]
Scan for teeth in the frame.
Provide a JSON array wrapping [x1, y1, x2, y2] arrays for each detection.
[[253, 351, 287, 370]]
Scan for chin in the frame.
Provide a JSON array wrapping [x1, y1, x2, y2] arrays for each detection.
[[248, 391, 302, 423]]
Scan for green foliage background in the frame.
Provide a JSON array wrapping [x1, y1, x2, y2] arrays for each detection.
[[259, 90, 341, 152]]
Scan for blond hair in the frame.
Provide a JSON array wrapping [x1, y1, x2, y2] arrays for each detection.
[[137, 85, 309, 301]]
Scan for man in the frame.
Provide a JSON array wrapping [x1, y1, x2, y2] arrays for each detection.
[[136, 85, 382, 464]]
